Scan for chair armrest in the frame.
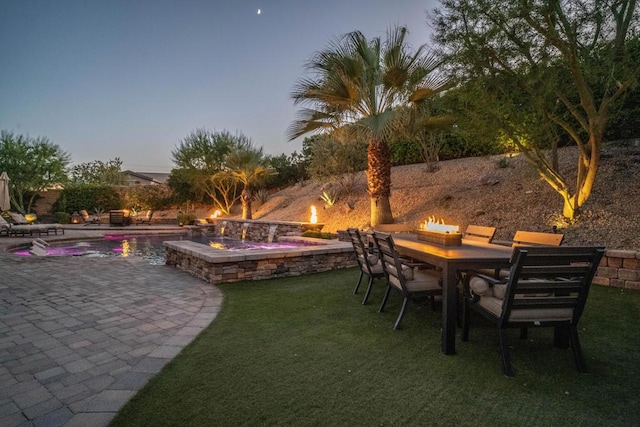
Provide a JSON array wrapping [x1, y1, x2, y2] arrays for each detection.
[[465, 272, 506, 302], [400, 260, 437, 270], [473, 273, 504, 286]]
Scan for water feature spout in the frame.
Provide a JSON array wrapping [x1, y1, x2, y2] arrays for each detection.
[[268, 224, 278, 243], [241, 222, 250, 240], [220, 220, 227, 237]]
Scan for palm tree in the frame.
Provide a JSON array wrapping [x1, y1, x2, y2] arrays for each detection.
[[223, 147, 275, 219], [288, 26, 449, 226]]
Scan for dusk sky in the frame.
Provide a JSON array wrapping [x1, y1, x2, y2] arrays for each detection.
[[1, 1, 438, 173]]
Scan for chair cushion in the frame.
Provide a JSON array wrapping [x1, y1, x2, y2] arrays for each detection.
[[367, 254, 379, 265], [404, 269, 442, 292], [9, 212, 27, 224], [402, 264, 414, 280], [493, 284, 507, 299], [469, 276, 492, 296], [370, 261, 384, 275], [476, 295, 573, 321]]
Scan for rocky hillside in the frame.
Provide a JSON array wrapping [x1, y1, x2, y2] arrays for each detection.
[[248, 142, 640, 251]]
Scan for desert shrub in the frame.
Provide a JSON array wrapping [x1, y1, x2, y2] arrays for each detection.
[[177, 212, 197, 226], [496, 157, 510, 168], [319, 189, 338, 208], [336, 173, 363, 195], [253, 188, 270, 205], [54, 212, 71, 224]]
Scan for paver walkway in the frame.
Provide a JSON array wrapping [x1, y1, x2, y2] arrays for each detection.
[[0, 249, 222, 427]]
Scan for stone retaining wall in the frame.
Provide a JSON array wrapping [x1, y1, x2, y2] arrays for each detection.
[[164, 237, 356, 285], [594, 249, 640, 290], [200, 218, 321, 242]]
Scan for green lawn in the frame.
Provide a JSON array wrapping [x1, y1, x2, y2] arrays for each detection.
[[111, 268, 640, 426]]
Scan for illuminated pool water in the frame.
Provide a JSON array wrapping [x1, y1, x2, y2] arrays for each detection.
[[12, 234, 310, 265]]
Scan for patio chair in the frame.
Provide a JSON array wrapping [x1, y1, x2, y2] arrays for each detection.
[[475, 230, 564, 279], [0, 215, 48, 237], [8, 211, 64, 235], [373, 232, 443, 330], [512, 230, 564, 247], [462, 245, 605, 377], [134, 210, 153, 225], [463, 225, 496, 243], [456, 225, 498, 318], [80, 209, 101, 224], [347, 228, 385, 304]]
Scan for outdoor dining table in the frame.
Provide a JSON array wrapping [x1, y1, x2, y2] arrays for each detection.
[[391, 234, 513, 355]]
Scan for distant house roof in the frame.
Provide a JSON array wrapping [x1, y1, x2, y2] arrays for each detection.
[[122, 170, 169, 185]]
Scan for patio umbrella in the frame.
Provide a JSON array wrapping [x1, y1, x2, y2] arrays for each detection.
[[0, 172, 10, 211]]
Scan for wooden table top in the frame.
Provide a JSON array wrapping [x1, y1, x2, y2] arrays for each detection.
[[392, 234, 513, 263]]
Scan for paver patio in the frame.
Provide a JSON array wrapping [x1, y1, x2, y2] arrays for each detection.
[[0, 233, 222, 427]]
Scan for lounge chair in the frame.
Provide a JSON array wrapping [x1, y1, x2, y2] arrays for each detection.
[[462, 246, 605, 377], [8, 212, 64, 235], [133, 210, 153, 225], [0, 216, 10, 236], [0, 215, 48, 237], [79, 209, 101, 224]]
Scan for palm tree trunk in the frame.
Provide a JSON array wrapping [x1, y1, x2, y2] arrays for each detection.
[[367, 139, 393, 226], [241, 186, 252, 219]]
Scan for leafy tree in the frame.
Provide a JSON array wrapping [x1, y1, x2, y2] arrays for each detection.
[[70, 158, 126, 185], [204, 173, 240, 215], [170, 129, 252, 212], [604, 35, 640, 141], [289, 26, 450, 226], [52, 184, 122, 214], [220, 146, 276, 219], [432, 0, 639, 219], [166, 168, 206, 205], [264, 151, 309, 188], [0, 130, 70, 213], [172, 128, 244, 171], [122, 184, 174, 211], [303, 134, 368, 181]]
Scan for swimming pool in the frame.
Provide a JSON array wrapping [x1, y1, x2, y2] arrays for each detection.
[[12, 234, 311, 265]]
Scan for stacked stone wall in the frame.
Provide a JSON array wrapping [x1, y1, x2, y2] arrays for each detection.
[[594, 249, 640, 290], [200, 218, 314, 242], [164, 239, 356, 285]]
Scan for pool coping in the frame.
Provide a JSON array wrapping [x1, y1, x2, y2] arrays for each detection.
[[163, 237, 352, 263]]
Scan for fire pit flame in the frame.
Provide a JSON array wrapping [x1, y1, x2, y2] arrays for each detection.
[[421, 216, 459, 234]]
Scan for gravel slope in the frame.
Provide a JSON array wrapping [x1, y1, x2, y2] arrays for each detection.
[[250, 142, 640, 251]]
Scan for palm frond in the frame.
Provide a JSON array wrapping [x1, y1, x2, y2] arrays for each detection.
[[289, 24, 450, 144]]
